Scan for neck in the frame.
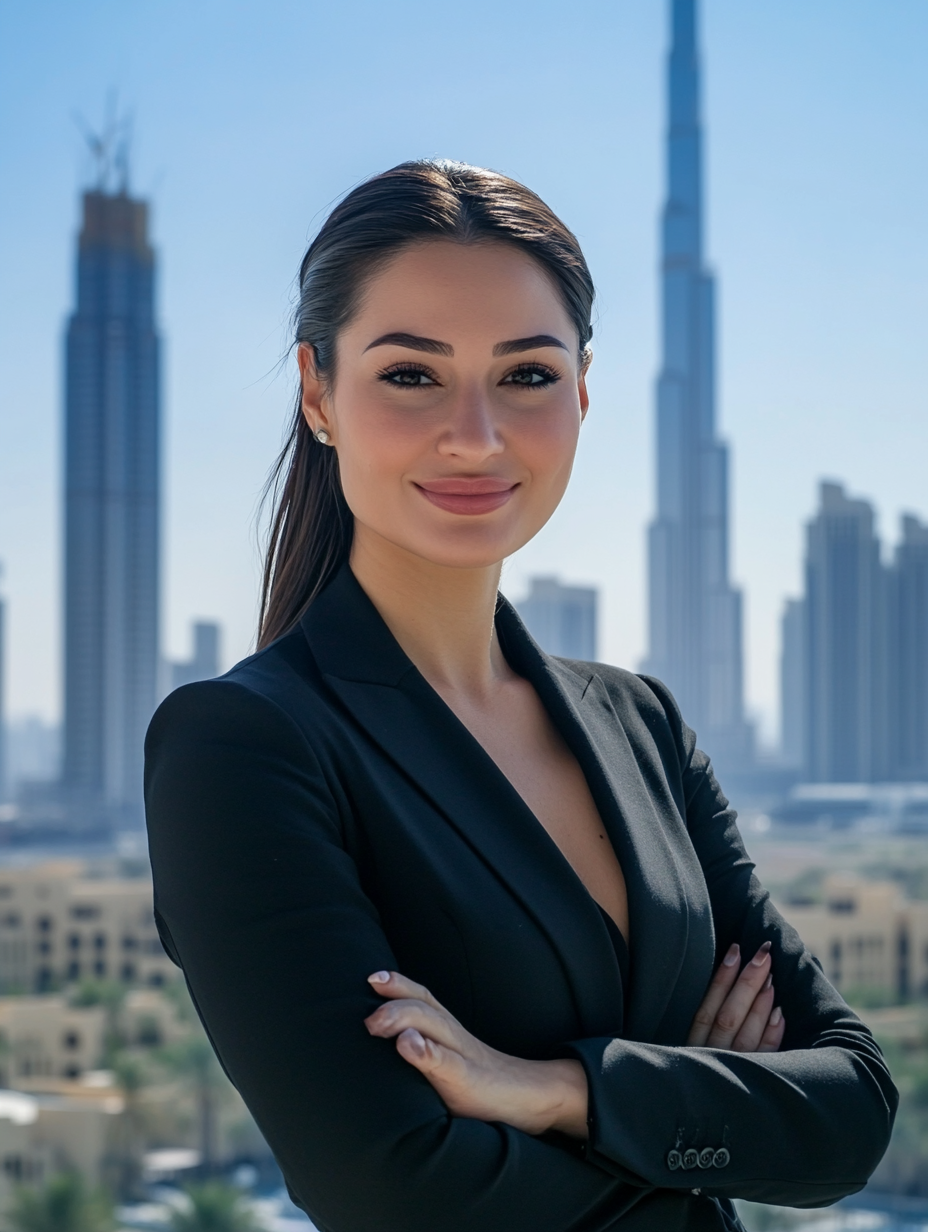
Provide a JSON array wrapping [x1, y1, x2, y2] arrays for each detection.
[[349, 525, 510, 698]]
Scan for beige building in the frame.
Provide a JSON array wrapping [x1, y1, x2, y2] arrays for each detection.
[[0, 1087, 123, 1212], [0, 861, 175, 993], [777, 873, 928, 1002]]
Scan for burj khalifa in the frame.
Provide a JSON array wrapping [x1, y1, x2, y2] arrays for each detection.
[[643, 0, 752, 767]]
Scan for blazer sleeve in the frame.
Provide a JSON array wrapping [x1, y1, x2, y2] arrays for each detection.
[[566, 675, 898, 1209], [145, 679, 647, 1232]]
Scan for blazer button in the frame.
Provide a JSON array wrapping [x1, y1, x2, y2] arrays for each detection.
[[666, 1150, 682, 1171], [682, 1148, 699, 1170], [713, 1148, 730, 1168], [698, 1148, 715, 1169]]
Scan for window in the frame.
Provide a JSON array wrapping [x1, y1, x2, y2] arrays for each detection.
[[36, 940, 51, 956], [93, 934, 107, 951], [3, 914, 20, 928], [68, 934, 81, 951], [70, 905, 99, 921], [122, 936, 138, 951], [120, 963, 136, 983], [63, 1065, 80, 1080], [93, 961, 106, 978], [147, 972, 165, 988], [62, 1031, 81, 1051], [36, 916, 53, 932], [67, 961, 80, 981]]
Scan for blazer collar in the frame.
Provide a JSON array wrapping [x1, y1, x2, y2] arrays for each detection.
[[301, 563, 696, 1043]]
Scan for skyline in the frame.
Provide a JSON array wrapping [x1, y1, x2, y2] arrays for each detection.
[[1, 1, 927, 746]]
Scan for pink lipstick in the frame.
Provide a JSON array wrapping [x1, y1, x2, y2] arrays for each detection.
[[415, 477, 518, 516]]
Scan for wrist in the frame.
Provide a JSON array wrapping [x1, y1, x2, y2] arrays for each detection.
[[538, 1058, 589, 1139]]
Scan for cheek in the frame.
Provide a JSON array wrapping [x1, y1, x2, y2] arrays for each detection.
[[514, 408, 581, 491], [334, 400, 424, 501]]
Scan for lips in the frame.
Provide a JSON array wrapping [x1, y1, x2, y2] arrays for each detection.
[[415, 477, 518, 516]]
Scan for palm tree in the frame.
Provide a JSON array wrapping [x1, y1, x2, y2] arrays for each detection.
[[109, 1053, 150, 1199], [6, 1173, 113, 1232], [169, 1183, 260, 1232], [159, 1037, 227, 1174]]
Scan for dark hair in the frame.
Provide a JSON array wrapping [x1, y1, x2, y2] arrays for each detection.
[[257, 159, 595, 648]]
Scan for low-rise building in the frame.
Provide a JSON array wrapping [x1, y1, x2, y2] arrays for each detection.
[[0, 1087, 123, 1213], [777, 873, 928, 1002], [0, 861, 173, 992]]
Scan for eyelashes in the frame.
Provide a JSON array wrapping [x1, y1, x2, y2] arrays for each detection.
[[375, 361, 562, 389]]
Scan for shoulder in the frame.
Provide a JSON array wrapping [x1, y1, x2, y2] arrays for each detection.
[[145, 626, 332, 764]]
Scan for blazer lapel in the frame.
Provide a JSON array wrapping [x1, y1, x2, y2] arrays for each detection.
[[301, 566, 624, 1039], [495, 599, 715, 1044]]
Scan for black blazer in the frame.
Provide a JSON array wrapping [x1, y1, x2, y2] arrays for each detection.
[[145, 564, 896, 1232]]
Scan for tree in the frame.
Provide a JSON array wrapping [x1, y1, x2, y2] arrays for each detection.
[[169, 1183, 260, 1232], [108, 1053, 150, 1200], [6, 1173, 113, 1232], [159, 1037, 228, 1174]]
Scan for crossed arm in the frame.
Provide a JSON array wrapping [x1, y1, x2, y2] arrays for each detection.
[[365, 937, 786, 1139]]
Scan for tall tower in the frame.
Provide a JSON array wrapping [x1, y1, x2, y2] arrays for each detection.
[[643, 0, 751, 766], [62, 187, 161, 830]]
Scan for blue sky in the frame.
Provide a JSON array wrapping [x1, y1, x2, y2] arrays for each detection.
[[1, 0, 926, 745]]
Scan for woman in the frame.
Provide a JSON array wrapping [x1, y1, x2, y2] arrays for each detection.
[[145, 161, 896, 1232]]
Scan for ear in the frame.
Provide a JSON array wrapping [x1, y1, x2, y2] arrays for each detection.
[[578, 349, 592, 423], [297, 343, 335, 439]]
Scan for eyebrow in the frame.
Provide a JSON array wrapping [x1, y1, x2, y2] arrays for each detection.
[[493, 335, 570, 356], [364, 332, 453, 356], [362, 331, 571, 359]]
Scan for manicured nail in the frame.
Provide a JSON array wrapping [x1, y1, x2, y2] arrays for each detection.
[[723, 944, 740, 966], [763, 973, 772, 991], [368, 971, 391, 985], [770, 1006, 782, 1026], [751, 942, 772, 966], [406, 1030, 426, 1058]]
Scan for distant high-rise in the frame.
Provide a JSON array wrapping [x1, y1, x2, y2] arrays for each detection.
[[886, 515, 928, 780], [643, 0, 751, 766], [170, 621, 221, 692], [516, 578, 598, 661], [779, 598, 805, 769], [0, 589, 7, 805], [803, 482, 882, 783], [62, 188, 161, 830]]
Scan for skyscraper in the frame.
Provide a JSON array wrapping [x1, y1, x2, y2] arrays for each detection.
[[62, 187, 161, 830], [0, 587, 6, 805], [779, 598, 805, 769], [643, 0, 750, 766], [170, 621, 222, 693], [516, 578, 598, 661], [886, 515, 928, 781], [803, 482, 882, 783]]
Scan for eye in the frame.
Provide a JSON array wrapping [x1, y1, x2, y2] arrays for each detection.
[[501, 363, 560, 389], [377, 363, 439, 388]]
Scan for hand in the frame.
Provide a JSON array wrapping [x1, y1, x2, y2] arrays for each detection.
[[364, 970, 589, 1139], [687, 941, 785, 1052]]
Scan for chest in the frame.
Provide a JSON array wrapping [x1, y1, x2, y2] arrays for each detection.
[[432, 675, 631, 939]]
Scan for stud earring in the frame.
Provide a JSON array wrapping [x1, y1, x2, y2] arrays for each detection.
[[314, 429, 331, 445]]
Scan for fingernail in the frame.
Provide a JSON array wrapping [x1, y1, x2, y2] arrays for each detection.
[[770, 1006, 782, 1026], [407, 1030, 426, 1058], [368, 971, 391, 985], [763, 973, 772, 991], [751, 942, 772, 966], [723, 944, 739, 966]]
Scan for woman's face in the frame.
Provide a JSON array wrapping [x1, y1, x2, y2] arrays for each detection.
[[299, 240, 589, 572]]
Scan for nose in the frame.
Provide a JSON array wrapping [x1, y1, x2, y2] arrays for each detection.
[[436, 383, 504, 461]]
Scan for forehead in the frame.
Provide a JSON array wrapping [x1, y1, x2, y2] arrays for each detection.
[[348, 240, 575, 344]]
